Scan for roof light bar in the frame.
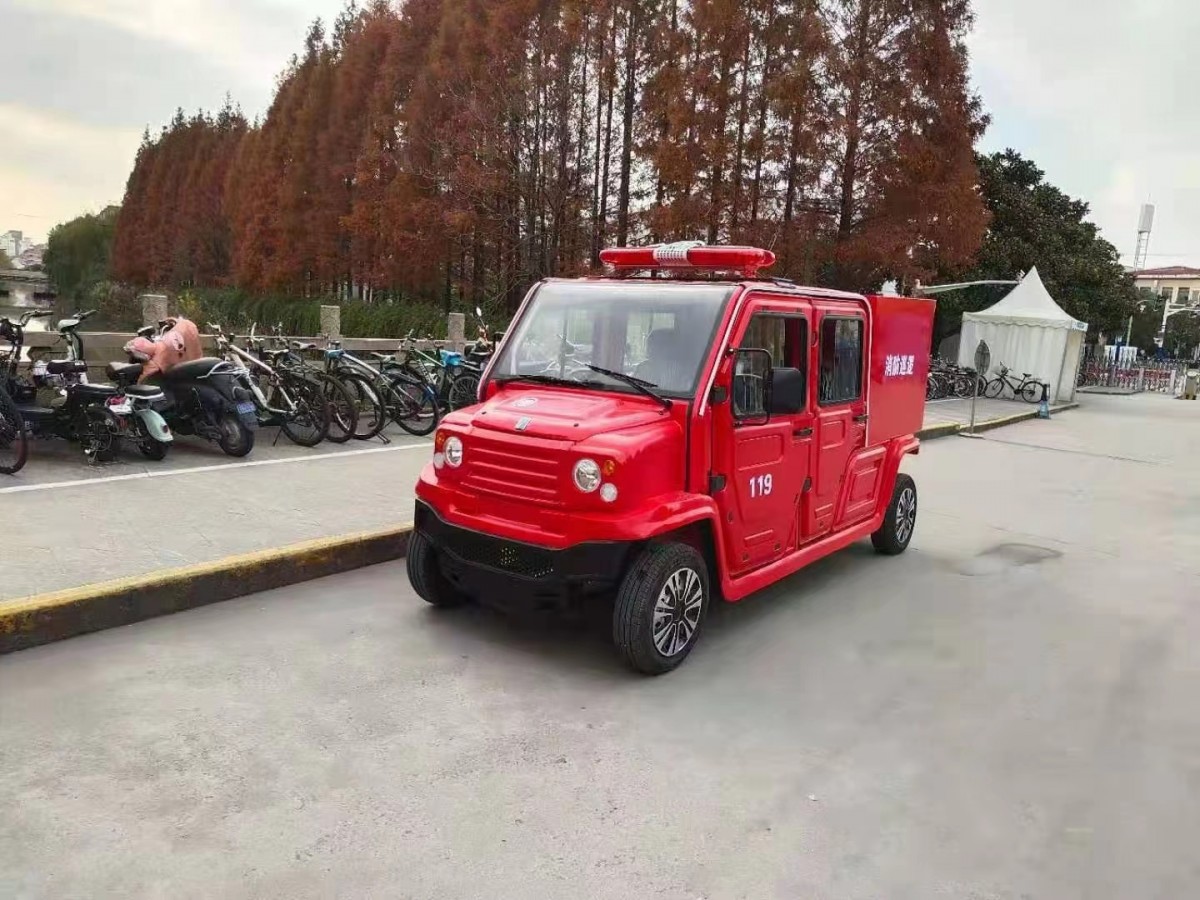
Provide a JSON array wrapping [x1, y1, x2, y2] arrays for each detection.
[[599, 243, 777, 277]]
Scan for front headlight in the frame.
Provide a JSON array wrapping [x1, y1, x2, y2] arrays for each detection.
[[444, 436, 464, 467], [573, 458, 601, 493]]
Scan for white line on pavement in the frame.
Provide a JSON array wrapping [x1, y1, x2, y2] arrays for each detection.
[[0, 442, 431, 496]]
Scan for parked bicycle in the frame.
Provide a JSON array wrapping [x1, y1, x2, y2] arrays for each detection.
[[0, 384, 27, 474], [210, 323, 330, 446], [984, 363, 1046, 403], [247, 325, 358, 444], [318, 337, 439, 437], [389, 329, 483, 412]]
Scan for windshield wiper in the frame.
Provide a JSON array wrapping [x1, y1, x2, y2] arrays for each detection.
[[495, 373, 576, 386], [584, 364, 672, 410]]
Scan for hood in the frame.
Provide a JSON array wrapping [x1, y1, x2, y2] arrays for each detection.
[[471, 388, 670, 441]]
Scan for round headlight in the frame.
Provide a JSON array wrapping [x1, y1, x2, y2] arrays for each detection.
[[444, 436, 464, 467], [572, 458, 601, 493]]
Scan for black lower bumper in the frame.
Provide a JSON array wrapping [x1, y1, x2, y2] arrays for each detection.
[[414, 501, 631, 608]]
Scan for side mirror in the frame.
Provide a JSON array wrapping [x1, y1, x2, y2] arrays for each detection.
[[475, 306, 483, 319], [769, 367, 806, 414]]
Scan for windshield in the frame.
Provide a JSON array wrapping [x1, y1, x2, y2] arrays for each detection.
[[491, 281, 734, 398]]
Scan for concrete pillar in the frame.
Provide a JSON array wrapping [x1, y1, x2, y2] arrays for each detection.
[[447, 312, 466, 350], [140, 293, 169, 328], [320, 305, 341, 340]]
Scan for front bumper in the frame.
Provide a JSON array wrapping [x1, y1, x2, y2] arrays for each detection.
[[414, 501, 631, 608]]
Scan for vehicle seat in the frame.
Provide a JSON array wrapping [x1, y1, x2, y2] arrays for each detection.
[[107, 361, 144, 383], [47, 359, 88, 375], [124, 384, 164, 398], [158, 357, 225, 381], [291, 341, 318, 351], [634, 329, 686, 389]]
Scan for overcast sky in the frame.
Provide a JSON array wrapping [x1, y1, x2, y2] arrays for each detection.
[[1, 0, 1196, 270]]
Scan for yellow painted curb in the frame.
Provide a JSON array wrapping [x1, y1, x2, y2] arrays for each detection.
[[0, 524, 412, 654]]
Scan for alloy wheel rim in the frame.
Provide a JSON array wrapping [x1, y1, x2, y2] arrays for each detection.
[[652, 567, 704, 657], [896, 487, 917, 544]]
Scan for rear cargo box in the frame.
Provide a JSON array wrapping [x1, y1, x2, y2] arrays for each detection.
[[865, 294, 935, 444]]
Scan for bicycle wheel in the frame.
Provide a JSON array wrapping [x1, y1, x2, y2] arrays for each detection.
[[983, 378, 1006, 399], [0, 388, 28, 475], [446, 371, 480, 411], [280, 376, 330, 446], [1021, 382, 1044, 404], [337, 371, 388, 440], [316, 373, 357, 443], [384, 372, 439, 436]]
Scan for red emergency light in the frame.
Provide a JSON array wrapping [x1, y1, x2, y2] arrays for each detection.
[[599, 242, 777, 277]]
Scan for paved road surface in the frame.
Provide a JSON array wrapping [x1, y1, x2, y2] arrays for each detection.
[[2, 394, 1200, 898]]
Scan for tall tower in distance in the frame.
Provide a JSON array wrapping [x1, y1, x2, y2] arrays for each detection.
[[1132, 203, 1154, 273]]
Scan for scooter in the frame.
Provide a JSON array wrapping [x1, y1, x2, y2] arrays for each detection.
[[116, 321, 258, 457], [1, 309, 173, 462]]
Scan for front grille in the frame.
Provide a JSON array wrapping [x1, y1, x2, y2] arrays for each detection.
[[440, 529, 555, 580], [460, 434, 562, 507]]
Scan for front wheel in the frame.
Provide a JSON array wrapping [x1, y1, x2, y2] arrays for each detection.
[[280, 378, 329, 447], [983, 378, 1006, 399], [613, 542, 710, 675], [407, 530, 469, 608], [218, 413, 255, 457], [386, 374, 439, 436], [872, 473, 917, 555], [446, 372, 480, 411]]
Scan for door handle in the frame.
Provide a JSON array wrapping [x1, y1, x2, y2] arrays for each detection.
[[854, 414, 869, 424], [793, 427, 813, 438]]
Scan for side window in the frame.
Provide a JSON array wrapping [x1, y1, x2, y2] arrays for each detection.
[[733, 314, 802, 419], [819, 317, 863, 405]]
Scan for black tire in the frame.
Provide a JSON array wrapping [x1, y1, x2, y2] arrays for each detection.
[[81, 405, 122, 463], [407, 530, 469, 608], [871, 473, 917, 555], [317, 373, 357, 443], [1021, 382, 1044, 404], [386, 373, 440, 436], [983, 377, 1006, 399], [218, 412, 255, 457], [613, 542, 710, 676], [0, 388, 28, 475], [280, 377, 329, 447], [139, 438, 170, 461], [447, 372, 480, 411], [337, 372, 388, 440]]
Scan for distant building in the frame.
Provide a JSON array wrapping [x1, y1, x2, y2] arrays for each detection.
[[1, 229, 33, 260], [0, 269, 56, 328], [14, 244, 47, 270], [1132, 266, 1200, 308]]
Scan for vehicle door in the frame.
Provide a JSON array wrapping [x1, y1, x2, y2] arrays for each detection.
[[712, 298, 814, 576], [809, 307, 868, 537]]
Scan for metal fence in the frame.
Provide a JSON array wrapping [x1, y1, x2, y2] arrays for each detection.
[[1077, 351, 1189, 394]]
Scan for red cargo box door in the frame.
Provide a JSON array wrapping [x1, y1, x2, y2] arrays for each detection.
[[865, 295, 935, 444]]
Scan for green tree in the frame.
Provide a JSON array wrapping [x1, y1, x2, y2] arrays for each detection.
[[937, 149, 1139, 346], [44, 206, 120, 304], [1163, 310, 1200, 359]]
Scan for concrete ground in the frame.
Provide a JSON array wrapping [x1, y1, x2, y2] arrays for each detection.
[[3, 392, 1199, 899], [920, 394, 1073, 431]]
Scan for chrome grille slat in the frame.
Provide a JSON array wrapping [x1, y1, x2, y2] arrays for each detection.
[[462, 433, 563, 507]]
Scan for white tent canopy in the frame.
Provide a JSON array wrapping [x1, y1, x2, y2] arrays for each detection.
[[957, 267, 1087, 403]]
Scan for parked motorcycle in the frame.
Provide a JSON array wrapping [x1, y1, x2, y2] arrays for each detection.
[[1, 309, 173, 462], [117, 319, 258, 457]]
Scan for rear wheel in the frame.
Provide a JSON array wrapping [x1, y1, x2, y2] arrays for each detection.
[[337, 372, 387, 440], [280, 378, 329, 447], [872, 473, 917, 555], [0, 388, 28, 475], [407, 530, 469, 608], [1021, 381, 1044, 403], [446, 371, 480, 411], [386, 373, 439, 436], [218, 413, 254, 457], [613, 542, 710, 675], [317, 373, 357, 443]]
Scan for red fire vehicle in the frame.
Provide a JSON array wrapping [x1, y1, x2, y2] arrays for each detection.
[[409, 243, 933, 674]]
